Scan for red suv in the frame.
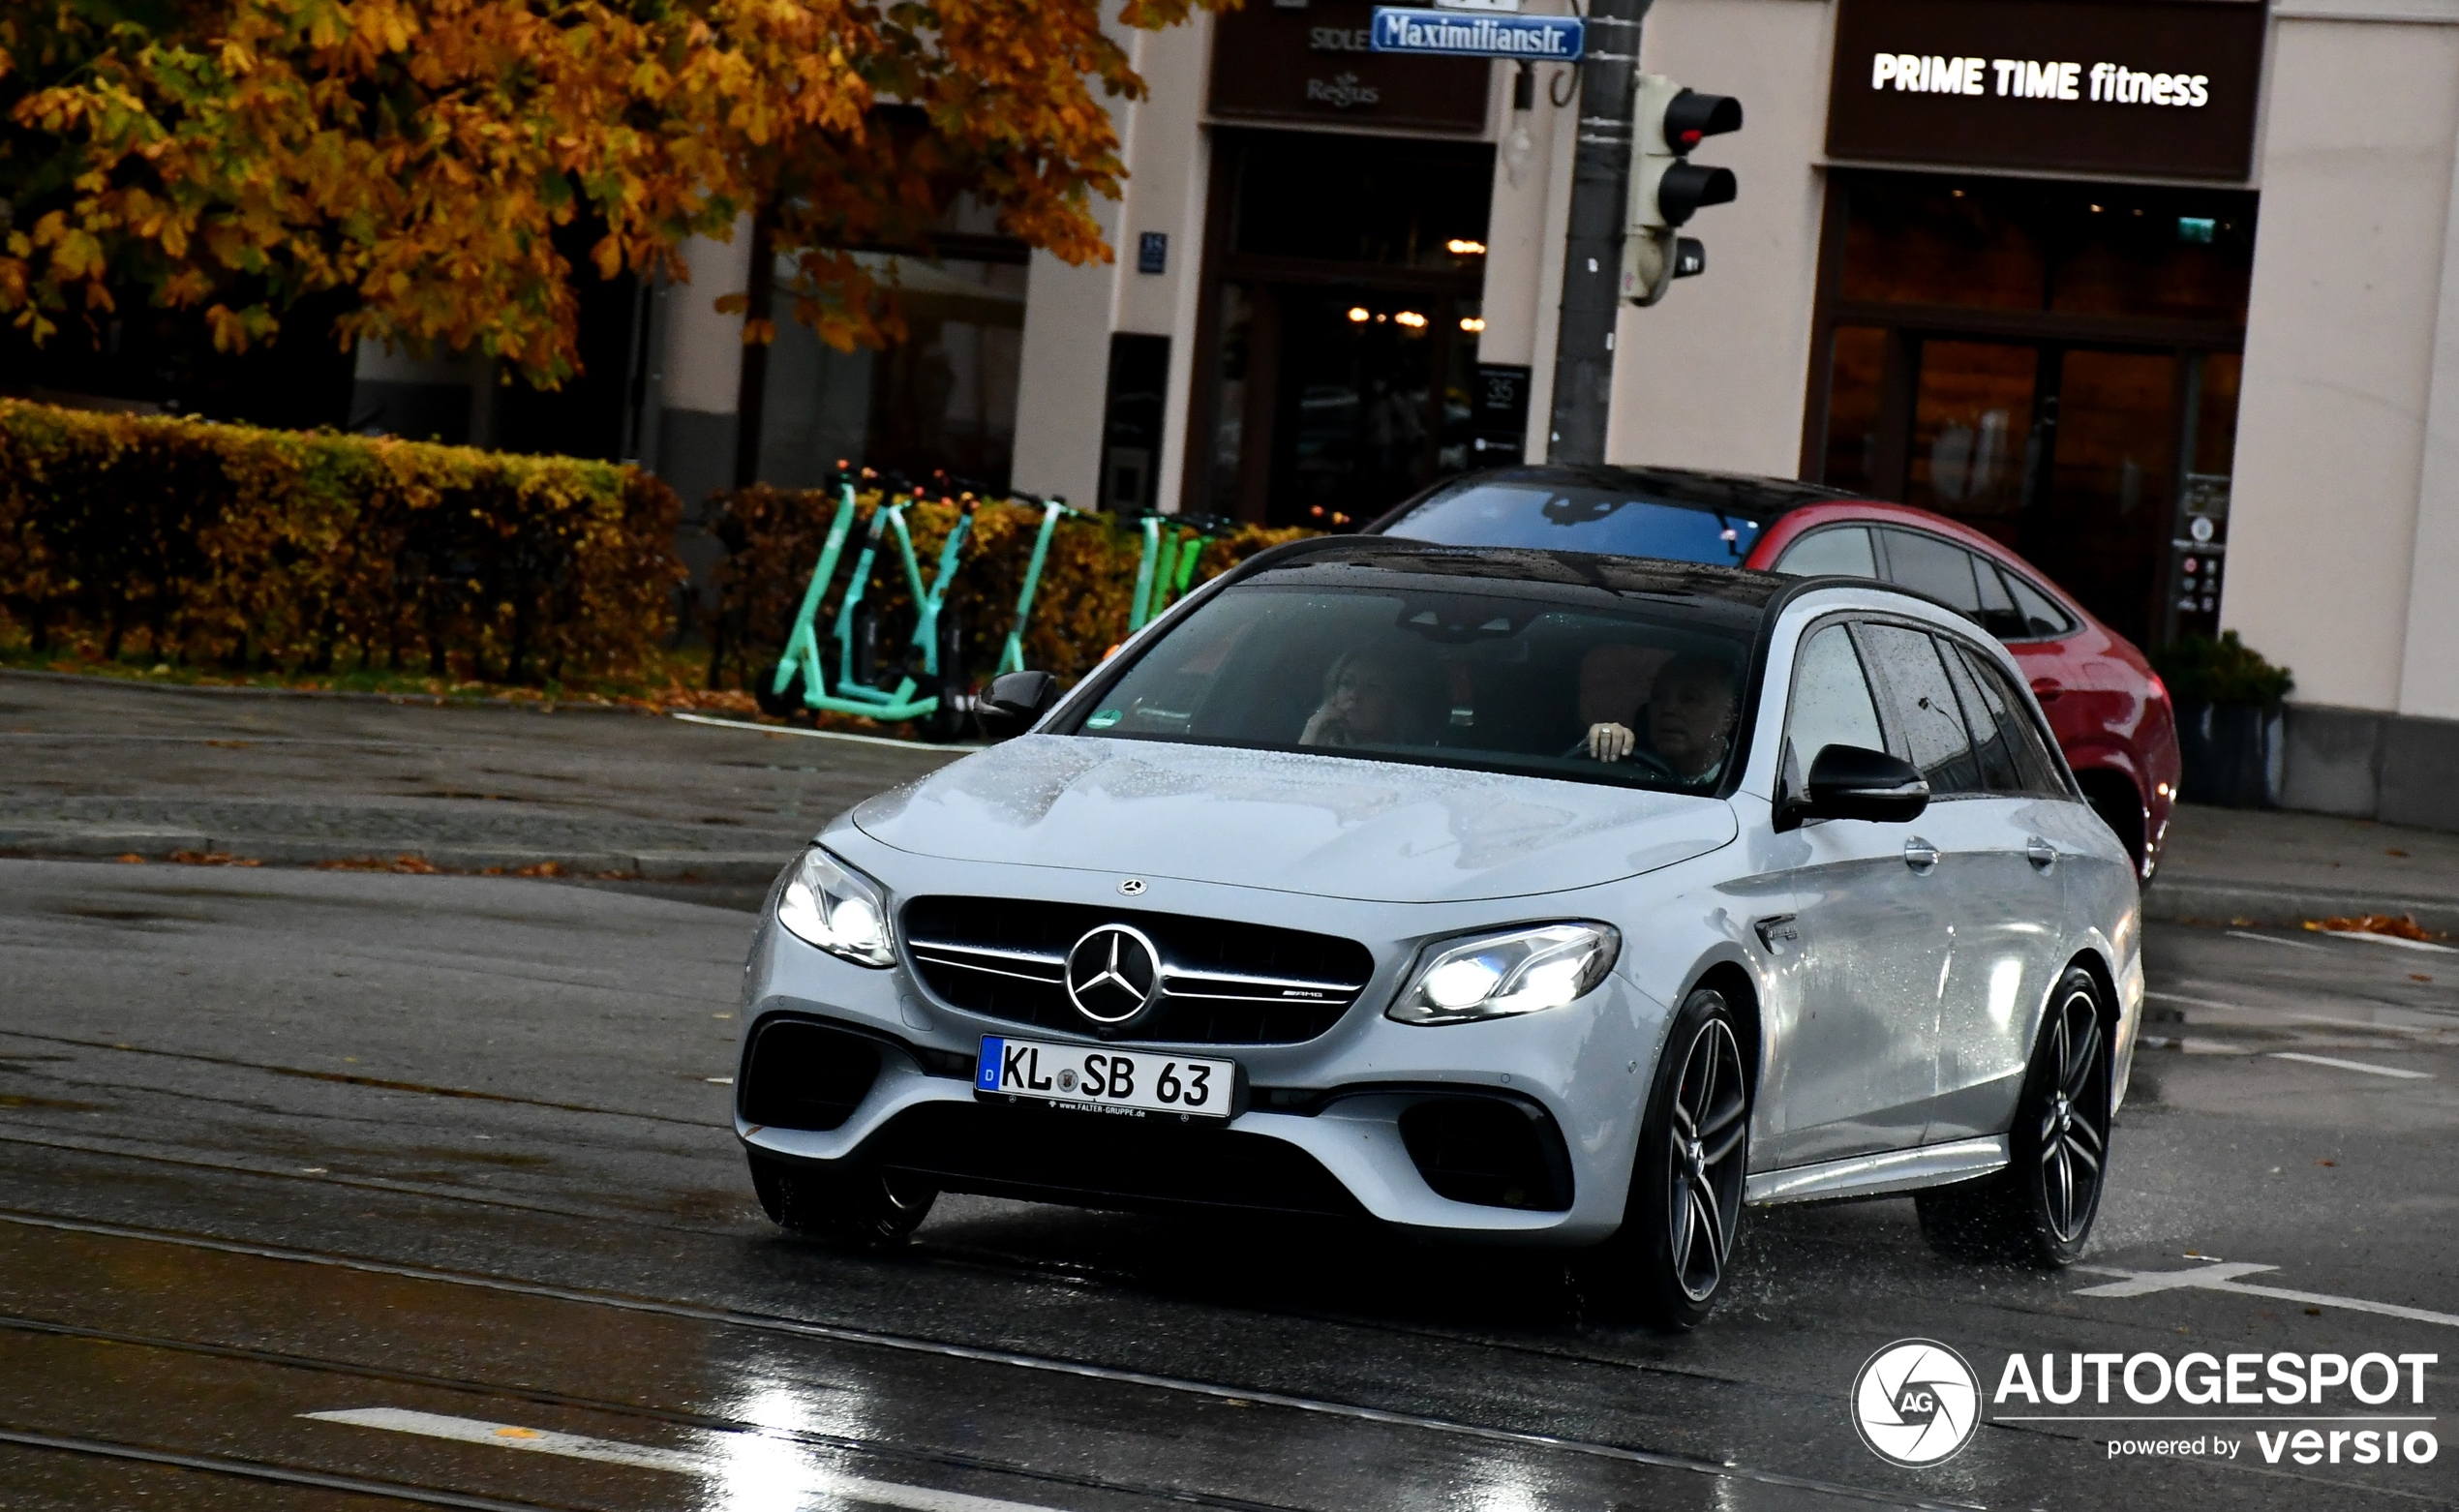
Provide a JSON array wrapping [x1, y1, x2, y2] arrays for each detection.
[[1367, 464, 2179, 879]]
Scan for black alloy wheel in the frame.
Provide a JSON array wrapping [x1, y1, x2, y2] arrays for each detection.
[[1917, 965, 2110, 1267], [1584, 986, 1751, 1328], [747, 1150, 935, 1247]]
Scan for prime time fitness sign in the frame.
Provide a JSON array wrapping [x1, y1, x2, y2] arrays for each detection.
[[1826, 0, 2266, 181]]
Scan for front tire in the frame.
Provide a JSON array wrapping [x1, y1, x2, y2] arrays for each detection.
[[1917, 965, 2110, 1267], [1583, 987, 1751, 1329], [747, 1150, 934, 1247]]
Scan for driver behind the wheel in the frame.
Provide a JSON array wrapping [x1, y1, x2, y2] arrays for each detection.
[[1581, 650, 1737, 780]]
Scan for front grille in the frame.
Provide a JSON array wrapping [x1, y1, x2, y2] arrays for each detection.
[[901, 895, 1375, 1044], [870, 1101, 1364, 1218]]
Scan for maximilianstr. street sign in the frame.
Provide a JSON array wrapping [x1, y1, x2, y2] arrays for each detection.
[[1369, 7, 1586, 60]]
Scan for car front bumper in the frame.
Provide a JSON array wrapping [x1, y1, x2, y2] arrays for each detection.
[[734, 848, 1675, 1245]]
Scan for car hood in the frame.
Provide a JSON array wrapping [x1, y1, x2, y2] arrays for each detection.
[[849, 736, 1737, 904]]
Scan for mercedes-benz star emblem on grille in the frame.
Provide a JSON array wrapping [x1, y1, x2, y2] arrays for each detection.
[[1064, 923, 1165, 1026], [1118, 878, 1146, 895]]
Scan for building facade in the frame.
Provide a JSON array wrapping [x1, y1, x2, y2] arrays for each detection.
[[347, 0, 2459, 825]]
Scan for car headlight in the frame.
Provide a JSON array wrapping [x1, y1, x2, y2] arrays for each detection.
[[774, 849, 896, 967], [1388, 922, 1621, 1025]]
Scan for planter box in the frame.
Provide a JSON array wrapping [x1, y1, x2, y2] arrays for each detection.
[[2175, 698, 2284, 808]]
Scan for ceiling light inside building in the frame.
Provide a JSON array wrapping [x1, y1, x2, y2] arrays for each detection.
[[1348, 306, 1371, 323], [1460, 317, 1487, 333], [1446, 239, 1487, 256], [1395, 311, 1428, 328]]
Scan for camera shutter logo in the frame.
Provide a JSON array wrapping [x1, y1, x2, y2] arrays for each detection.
[[1852, 1340, 1981, 1467]]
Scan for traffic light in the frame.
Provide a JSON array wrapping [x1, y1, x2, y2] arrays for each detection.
[[1622, 74, 1741, 306]]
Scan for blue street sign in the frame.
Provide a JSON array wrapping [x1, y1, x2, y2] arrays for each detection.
[[1369, 7, 1584, 60]]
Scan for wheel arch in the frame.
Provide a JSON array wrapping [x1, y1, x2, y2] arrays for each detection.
[[2071, 766, 2148, 873], [1687, 957, 1765, 1100], [2061, 945, 2125, 1102]]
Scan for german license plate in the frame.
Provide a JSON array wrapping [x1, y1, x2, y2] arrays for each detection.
[[974, 1036, 1234, 1120]]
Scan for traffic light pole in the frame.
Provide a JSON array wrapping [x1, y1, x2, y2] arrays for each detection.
[[1544, 0, 1652, 466]]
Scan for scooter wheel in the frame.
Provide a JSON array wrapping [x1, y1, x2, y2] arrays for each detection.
[[920, 680, 972, 743], [753, 661, 804, 718]]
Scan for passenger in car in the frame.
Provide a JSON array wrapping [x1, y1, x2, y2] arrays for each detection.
[[1299, 650, 1415, 748], [1582, 651, 1738, 780]]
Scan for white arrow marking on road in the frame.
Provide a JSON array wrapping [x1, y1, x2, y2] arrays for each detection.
[[2269, 1051, 2433, 1079], [305, 1408, 1052, 1512], [2072, 1263, 2459, 1328]]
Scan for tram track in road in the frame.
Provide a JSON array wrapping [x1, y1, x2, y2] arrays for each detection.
[[0, 1315, 1323, 1512], [0, 1207, 1980, 1512], [0, 1428, 592, 1512]]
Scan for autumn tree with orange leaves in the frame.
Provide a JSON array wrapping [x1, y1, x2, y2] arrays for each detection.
[[0, 0, 1200, 383]]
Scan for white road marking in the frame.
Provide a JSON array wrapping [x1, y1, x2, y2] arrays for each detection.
[[2072, 1262, 2459, 1328], [2146, 989, 2256, 1013], [2269, 1050, 2433, 1079], [2320, 929, 2458, 955], [306, 1408, 1048, 1512], [669, 711, 981, 754], [2226, 929, 2328, 952], [2138, 1035, 2255, 1055]]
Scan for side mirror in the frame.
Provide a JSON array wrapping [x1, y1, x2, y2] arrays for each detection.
[[1782, 743, 1929, 826], [975, 671, 1059, 741]]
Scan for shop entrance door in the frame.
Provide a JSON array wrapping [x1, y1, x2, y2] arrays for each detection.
[[1211, 283, 1477, 529], [1192, 131, 1494, 529], [1806, 171, 2253, 648], [1887, 340, 2179, 645]]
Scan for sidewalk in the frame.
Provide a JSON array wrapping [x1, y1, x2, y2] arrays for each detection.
[[2144, 802, 2459, 934], [4, 671, 2453, 928], [0, 670, 961, 885]]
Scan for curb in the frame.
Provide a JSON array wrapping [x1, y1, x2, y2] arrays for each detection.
[[0, 829, 791, 886], [2142, 874, 2459, 935], [0, 665, 670, 718]]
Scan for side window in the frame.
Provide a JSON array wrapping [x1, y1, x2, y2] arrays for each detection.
[[1785, 623, 1887, 773], [1775, 526, 1879, 579], [1854, 622, 1986, 797], [1937, 636, 2022, 793], [1971, 560, 2031, 641], [2002, 570, 2077, 639], [1956, 644, 2072, 796], [1879, 529, 1982, 617]]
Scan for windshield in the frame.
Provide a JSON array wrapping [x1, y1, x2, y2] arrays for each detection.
[[1065, 582, 1752, 792], [1381, 479, 1764, 565]]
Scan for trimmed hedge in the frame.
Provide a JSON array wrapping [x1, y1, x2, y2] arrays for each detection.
[[0, 400, 683, 683], [2151, 629, 2294, 706], [704, 487, 1310, 692]]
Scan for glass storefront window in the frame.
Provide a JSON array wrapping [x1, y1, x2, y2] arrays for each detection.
[[1812, 171, 2253, 647], [1904, 341, 2034, 531], [754, 253, 1025, 491], [1837, 173, 2255, 322], [1821, 326, 1887, 496]]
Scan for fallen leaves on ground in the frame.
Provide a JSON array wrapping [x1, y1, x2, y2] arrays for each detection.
[[169, 851, 262, 867], [318, 855, 440, 874], [2304, 914, 2448, 941]]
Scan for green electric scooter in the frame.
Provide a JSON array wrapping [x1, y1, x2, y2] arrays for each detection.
[[995, 494, 1077, 677], [756, 479, 975, 741], [1126, 512, 1232, 632]]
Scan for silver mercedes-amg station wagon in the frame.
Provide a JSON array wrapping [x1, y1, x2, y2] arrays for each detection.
[[735, 540, 2141, 1326]]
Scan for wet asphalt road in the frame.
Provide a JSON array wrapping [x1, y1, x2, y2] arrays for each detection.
[[1, 691, 2455, 1512]]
